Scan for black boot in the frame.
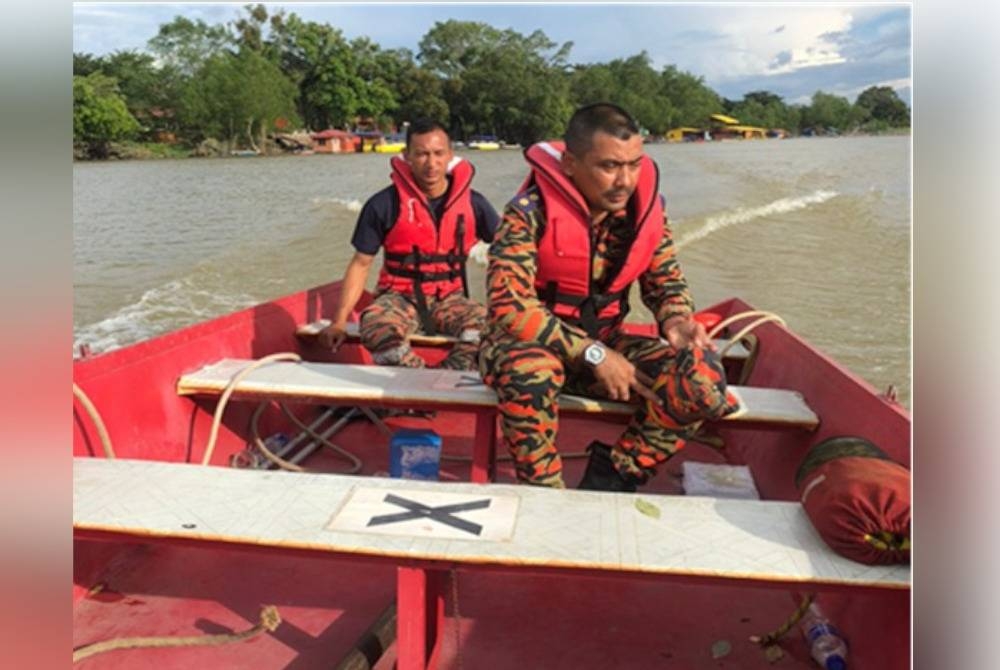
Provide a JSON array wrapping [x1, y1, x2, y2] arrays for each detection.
[[577, 441, 638, 492]]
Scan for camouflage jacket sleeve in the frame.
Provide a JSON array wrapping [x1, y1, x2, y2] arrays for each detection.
[[638, 214, 696, 332], [486, 195, 591, 360]]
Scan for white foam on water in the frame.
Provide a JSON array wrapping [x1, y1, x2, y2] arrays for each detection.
[[311, 196, 363, 213], [675, 190, 838, 249], [74, 278, 257, 354]]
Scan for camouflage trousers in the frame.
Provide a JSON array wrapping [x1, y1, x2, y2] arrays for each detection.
[[479, 328, 739, 488], [360, 290, 485, 370]]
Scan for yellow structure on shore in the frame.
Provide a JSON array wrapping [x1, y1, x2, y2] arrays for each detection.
[[665, 127, 705, 142], [666, 113, 771, 142]]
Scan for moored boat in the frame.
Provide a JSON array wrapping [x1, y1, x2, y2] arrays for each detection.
[[374, 134, 407, 154], [73, 280, 910, 669], [467, 135, 501, 150]]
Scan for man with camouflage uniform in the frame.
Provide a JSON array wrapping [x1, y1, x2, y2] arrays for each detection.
[[480, 103, 738, 491], [319, 119, 499, 369]]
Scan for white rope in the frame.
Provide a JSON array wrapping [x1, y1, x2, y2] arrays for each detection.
[[201, 353, 303, 466], [73, 383, 116, 459]]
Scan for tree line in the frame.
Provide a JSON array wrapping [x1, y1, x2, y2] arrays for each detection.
[[73, 4, 911, 159]]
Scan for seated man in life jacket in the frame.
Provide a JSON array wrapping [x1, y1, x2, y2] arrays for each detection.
[[318, 119, 499, 369], [480, 103, 738, 491]]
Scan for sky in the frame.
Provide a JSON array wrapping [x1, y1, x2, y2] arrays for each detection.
[[72, 2, 912, 106]]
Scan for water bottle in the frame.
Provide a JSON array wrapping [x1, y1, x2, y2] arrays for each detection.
[[800, 603, 848, 670]]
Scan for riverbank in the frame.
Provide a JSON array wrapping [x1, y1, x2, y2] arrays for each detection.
[[74, 128, 911, 162]]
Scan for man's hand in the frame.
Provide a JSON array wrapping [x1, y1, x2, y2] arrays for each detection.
[[661, 314, 714, 351], [587, 344, 662, 406], [317, 322, 349, 352]]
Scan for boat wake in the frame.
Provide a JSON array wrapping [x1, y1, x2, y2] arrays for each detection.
[[675, 190, 838, 249], [311, 196, 363, 213], [74, 277, 257, 355]]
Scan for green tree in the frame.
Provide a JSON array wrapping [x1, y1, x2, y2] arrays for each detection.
[[99, 50, 185, 135], [570, 55, 676, 134], [373, 48, 449, 127], [350, 37, 400, 127], [180, 50, 299, 151], [854, 86, 910, 129], [418, 20, 573, 144], [148, 16, 232, 77], [801, 91, 855, 132], [728, 90, 799, 131], [268, 15, 371, 129], [569, 63, 618, 107], [607, 53, 675, 134], [73, 52, 104, 76], [659, 66, 722, 129], [231, 3, 270, 53], [73, 73, 141, 158]]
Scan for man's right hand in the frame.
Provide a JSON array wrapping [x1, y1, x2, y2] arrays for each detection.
[[317, 323, 348, 352], [587, 345, 662, 407]]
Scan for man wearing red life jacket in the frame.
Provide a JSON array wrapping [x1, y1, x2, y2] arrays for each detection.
[[480, 103, 738, 490], [318, 119, 499, 369]]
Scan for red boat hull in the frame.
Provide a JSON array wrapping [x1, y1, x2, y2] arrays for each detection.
[[73, 282, 910, 668]]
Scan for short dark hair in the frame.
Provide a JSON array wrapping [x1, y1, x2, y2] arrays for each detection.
[[406, 118, 450, 149], [564, 103, 640, 156]]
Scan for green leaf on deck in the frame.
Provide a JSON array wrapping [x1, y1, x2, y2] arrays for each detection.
[[711, 639, 732, 659], [634, 498, 661, 519]]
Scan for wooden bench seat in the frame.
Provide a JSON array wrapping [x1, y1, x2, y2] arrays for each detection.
[[178, 359, 817, 427], [74, 457, 908, 669], [296, 319, 753, 359], [178, 359, 818, 483]]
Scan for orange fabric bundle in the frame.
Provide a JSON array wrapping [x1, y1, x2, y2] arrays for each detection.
[[796, 436, 910, 565]]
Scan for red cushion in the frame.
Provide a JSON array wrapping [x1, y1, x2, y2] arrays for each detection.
[[799, 454, 910, 565]]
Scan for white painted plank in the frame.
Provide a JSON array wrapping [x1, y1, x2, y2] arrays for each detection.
[[74, 458, 908, 589], [176, 359, 818, 428]]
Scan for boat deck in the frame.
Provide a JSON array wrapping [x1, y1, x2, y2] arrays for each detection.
[[74, 410, 908, 669], [74, 541, 906, 669], [73, 288, 911, 669]]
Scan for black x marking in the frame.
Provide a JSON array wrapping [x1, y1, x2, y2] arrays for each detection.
[[454, 374, 485, 388], [367, 493, 491, 536]]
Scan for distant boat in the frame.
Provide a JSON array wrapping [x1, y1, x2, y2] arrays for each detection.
[[374, 133, 406, 154], [468, 135, 501, 150], [229, 149, 259, 157]]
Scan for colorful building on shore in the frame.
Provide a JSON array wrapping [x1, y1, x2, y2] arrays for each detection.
[[310, 129, 359, 154]]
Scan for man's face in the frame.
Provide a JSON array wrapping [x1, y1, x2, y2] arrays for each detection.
[[561, 131, 644, 217], [405, 129, 453, 197]]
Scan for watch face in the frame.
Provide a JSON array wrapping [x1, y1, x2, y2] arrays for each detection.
[[585, 344, 605, 365]]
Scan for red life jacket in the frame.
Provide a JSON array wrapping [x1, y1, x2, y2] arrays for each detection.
[[377, 155, 477, 307], [519, 140, 664, 337]]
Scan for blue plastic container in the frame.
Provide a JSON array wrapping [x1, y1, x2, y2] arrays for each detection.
[[389, 429, 442, 480]]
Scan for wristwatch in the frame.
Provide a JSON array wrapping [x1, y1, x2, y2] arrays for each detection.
[[583, 342, 607, 367]]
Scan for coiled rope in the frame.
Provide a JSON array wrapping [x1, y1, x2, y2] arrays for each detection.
[[749, 593, 815, 647], [201, 352, 303, 466], [72, 383, 116, 459], [201, 352, 365, 473], [707, 310, 787, 359], [72, 604, 281, 663]]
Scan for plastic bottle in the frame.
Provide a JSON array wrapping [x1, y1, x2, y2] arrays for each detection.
[[800, 603, 848, 670]]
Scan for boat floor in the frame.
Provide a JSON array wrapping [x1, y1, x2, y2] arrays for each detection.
[[74, 409, 909, 669]]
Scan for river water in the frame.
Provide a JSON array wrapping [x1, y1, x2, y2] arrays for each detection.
[[73, 136, 911, 406]]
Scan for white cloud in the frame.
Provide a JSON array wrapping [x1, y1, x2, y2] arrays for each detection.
[[713, 8, 853, 79]]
